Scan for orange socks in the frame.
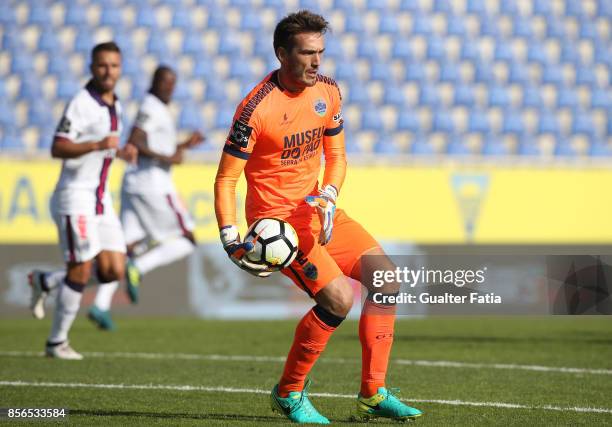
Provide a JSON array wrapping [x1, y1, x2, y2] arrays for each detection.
[[359, 299, 396, 397], [278, 305, 345, 397]]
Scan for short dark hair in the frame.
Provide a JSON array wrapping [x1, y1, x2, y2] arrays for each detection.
[[273, 10, 330, 56], [91, 41, 121, 62], [151, 65, 176, 88]]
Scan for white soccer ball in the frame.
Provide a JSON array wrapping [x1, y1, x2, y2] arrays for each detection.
[[244, 218, 299, 271]]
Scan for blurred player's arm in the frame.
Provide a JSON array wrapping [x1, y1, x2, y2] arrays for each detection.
[[51, 135, 119, 159], [214, 152, 245, 228], [128, 127, 204, 165]]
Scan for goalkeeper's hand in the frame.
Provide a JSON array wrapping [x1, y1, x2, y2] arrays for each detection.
[[305, 184, 337, 246], [220, 225, 271, 277]]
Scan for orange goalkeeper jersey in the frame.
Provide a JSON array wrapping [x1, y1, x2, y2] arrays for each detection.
[[222, 70, 344, 225]]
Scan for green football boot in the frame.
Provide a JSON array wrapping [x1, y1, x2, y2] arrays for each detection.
[[357, 387, 422, 421], [125, 259, 141, 304], [87, 305, 116, 331], [271, 379, 330, 424]]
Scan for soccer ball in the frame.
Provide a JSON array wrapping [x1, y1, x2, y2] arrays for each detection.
[[244, 218, 299, 270]]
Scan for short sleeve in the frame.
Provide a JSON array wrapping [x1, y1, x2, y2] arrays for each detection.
[[324, 83, 344, 137], [223, 101, 261, 160], [55, 99, 87, 141], [133, 101, 154, 134]]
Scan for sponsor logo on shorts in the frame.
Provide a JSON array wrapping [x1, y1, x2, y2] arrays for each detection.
[[313, 98, 327, 117]]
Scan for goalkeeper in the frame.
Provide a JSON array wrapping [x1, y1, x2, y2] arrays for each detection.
[[214, 10, 422, 424]]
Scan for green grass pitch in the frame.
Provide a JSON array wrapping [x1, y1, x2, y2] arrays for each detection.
[[1, 316, 611, 426]]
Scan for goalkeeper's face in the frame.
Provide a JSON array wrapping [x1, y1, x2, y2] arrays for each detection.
[[281, 32, 325, 89], [90, 50, 121, 93]]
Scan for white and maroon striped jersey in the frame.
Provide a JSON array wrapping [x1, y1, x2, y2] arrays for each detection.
[[52, 80, 123, 215]]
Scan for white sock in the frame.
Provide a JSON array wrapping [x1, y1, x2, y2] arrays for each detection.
[[92, 281, 119, 311], [48, 279, 84, 344], [43, 270, 66, 291], [134, 237, 194, 275]]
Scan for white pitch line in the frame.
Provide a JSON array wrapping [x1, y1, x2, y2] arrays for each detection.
[[1, 350, 611, 376], [1, 380, 611, 415]]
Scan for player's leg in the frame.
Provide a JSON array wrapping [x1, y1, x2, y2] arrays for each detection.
[[46, 214, 101, 359], [125, 192, 196, 301], [88, 210, 127, 329], [120, 190, 147, 303], [271, 228, 350, 424], [327, 210, 422, 420], [28, 269, 66, 319]]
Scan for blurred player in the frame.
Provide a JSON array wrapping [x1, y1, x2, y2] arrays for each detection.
[[214, 10, 422, 423], [27, 42, 136, 359], [89, 65, 203, 319]]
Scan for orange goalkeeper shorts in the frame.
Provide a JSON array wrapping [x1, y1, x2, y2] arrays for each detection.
[[281, 209, 379, 297]]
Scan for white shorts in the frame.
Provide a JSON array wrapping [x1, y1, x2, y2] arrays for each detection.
[[52, 210, 127, 263], [120, 190, 194, 245]]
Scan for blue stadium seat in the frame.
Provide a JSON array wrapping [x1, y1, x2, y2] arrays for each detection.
[[367, 0, 389, 11], [572, 109, 596, 137], [599, 0, 612, 17], [229, 0, 253, 7], [579, 18, 599, 40], [433, 0, 453, 13], [526, 42, 548, 64], [57, 78, 81, 100], [488, 85, 511, 108], [565, 1, 585, 17], [0, 101, 16, 126], [575, 66, 596, 86], [522, 86, 544, 108], [591, 88, 611, 110], [439, 62, 460, 83], [131, 78, 149, 100], [28, 103, 54, 128], [501, 109, 525, 134], [135, 8, 157, 27], [357, 37, 381, 60], [446, 138, 472, 155], [447, 15, 467, 37], [334, 0, 356, 11], [411, 136, 436, 154], [241, 11, 263, 31], [479, 16, 501, 37], [419, 84, 441, 106], [532, 0, 553, 16], [466, 0, 486, 14], [0, 80, 6, 98], [172, 81, 192, 102], [179, 103, 203, 129], [483, 137, 513, 155], [361, 107, 384, 131], [537, 110, 560, 135], [100, 8, 124, 27], [426, 36, 446, 60], [214, 104, 235, 129], [508, 63, 530, 85], [397, 110, 421, 132], [19, 78, 43, 100], [0, 4, 18, 25], [11, 53, 35, 74], [193, 58, 215, 79], [494, 40, 514, 62], [554, 139, 578, 156], [38, 28, 62, 53], [113, 31, 135, 56], [499, 0, 518, 15], [253, 37, 271, 58], [391, 39, 414, 60], [324, 37, 343, 59], [335, 62, 358, 82], [432, 110, 455, 133], [594, 44, 611, 67], [541, 65, 563, 85], [460, 40, 480, 62], [345, 15, 365, 33], [374, 137, 402, 154], [383, 84, 407, 106], [2, 27, 23, 51], [546, 17, 566, 39], [1, 128, 24, 152], [590, 140, 612, 157], [559, 43, 580, 63], [474, 62, 494, 83], [48, 55, 72, 75], [228, 57, 253, 80], [369, 62, 392, 81], [557, 88, 579, 109], [172, 8, 194, 30], [218, 33, 242, 56], [29, 4, 53, 26], [454, 84, 476, 107], [517, 139, 542, 156], [64, 5, 88, 26], [74, 30, 94, 54], [399, 0, 421, 12], [404, 62, 427, 82], [467, 109, 491, 133], [412, 14, 433, 36], [37, 125, 57, 150], [182, 32, 205, 55], [147, 33, 170, 56], [300, 0, 323, 11], [379, 13, 400, 35], [513, 17, 533, 38], [346, 84, 370, 104], [205, 80, 227, 102], [344, 132, 362, 154]]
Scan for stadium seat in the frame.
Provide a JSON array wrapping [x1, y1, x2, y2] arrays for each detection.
[[513, 17, 533, 38], [404, 62, 427, 82], [361, 107, 384, 131], [460, 40, 480, 62], [501, 109, 525, 134], [29, 4, 53, 26], [432, 110, 455, 133], [575, 66, 597, 86], [57, 78, 81, 101], [357, 37, 382, 60], [367, 0, 389, 11], [228, 57, 253, 80], [217, 33, 242, 56], [214, 104, 235, 129], [479, 16, 501, 37], [488, 85, 511, 108], [100, 8, 124, 27], [532, 0, 553, 16], [517, 139, 542, 156], [557, 88, 579, 109], [467, 109, 491, 133], [397, 110, 421, 132], [300, 0, 323, 12], [324, 37, 343, 59], [11, 53, 35, 74], [0, 101, 17, 126], [426, 36, 446, 61], [447, 15, 467, 37], [466, 0, 486, 14], [591, 88, 611, 110], [179, 103, 203, 129], [345, 15, 365, 33], [541, 65, 564, 85], [378, 13, 400, 35], [599, 0, 612, 17], [48, 55, 72, 75], [205, 81, 227, 102], [172, 8, 194, 30], [474, 62, 494, 83], [526, 43, 548, 64], [2, 28, 23, 51], [19, 78, 44, 101], [554, 139, 579, 156], [373, 137, 402, 154], [564, 1, 585, 17], [412, 14, 433, 36], [522, 86, 545, 108], [433, 0, 453, 13], [0, 4, 18, 25], [399, 0, 421, 12], [572, 109, 596, 137], [73, 30, 94, 54], [192, 58, 216, 79], [419, 84, 441, 106], [483, 137, 513, 155], [391, 38, 414, 60], [499, 0, 519, 15], [335, 62, 358, 82], [411, 136, 436, 154], [28, 103, 54, 128], [454, 84, 476, 107], [383, 84, 407, 106], [135, 8, 157, 27], [537, 110, 561, 135], [369, 62, 392, 81], [508, 63, 530, 85], [579, 19, 599, 40], [546, 17, 566, 39], [1, 129, 24, 152], [590, 140, 612, 157], [64, 5, 88, 26], [147, 33, 170, 56], [494, 40, 514, 62], [241, 11, 263, 32], [346, 84, 370, 104], [182, 32, 205, 56], [446, 138, 473, 155]]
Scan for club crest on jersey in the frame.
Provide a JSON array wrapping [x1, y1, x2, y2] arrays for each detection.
[[229, 120, 252, 148], [313, 98, 327, 117]]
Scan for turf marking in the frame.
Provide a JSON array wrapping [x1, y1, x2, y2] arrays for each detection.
[[1, 380, 611, 415]]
